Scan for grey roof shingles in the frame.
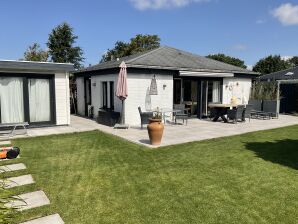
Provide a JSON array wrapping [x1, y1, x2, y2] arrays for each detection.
[[75, 46, 257, 75], [260, 66, 298, 81]]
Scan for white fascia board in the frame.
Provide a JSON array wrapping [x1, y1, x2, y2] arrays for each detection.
[[179, 71, 234, 78]]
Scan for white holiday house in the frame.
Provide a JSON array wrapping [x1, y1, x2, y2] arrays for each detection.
[[0, 60, 73, 126], [74, 46, 257, 126]]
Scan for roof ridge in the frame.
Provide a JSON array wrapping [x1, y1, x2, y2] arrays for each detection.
[[126, 46, 166, 64], [261, 66, 298, 77]]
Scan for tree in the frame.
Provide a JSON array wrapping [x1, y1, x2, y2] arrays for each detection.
[[47, 22, 84, 69], [206, 54, 247, 69], [23, 43, 48, 62], [289, 56, 298, 67], [101, 34, 160, 62], [253, 55, 292, 75]]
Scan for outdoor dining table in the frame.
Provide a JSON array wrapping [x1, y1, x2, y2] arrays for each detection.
[[208, 103, 235, 123]]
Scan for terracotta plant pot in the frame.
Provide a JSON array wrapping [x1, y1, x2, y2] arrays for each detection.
[[147, 118, 164, 145]]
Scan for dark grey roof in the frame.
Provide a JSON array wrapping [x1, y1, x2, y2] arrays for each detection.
[[75, 46, 257, 75], [260, 66, 298, 81], [0, 60, 74, 72]]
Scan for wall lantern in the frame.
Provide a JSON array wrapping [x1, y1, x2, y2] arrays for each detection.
[[149, 75, 158, 95]]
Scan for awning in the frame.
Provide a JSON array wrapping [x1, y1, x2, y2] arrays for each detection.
[[179, 71, 234, 78]]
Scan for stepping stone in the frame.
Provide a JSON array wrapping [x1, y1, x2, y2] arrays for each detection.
[[5, 190, 50, 211], [3, 174, 34, 189], [0, 156, 20, 162], [0, 140, 11, 146], [0, 163, 26, 173], [20, 214, 64, 224]]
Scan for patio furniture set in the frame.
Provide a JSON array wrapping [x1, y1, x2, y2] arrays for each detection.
[[209, 100, 278, 124], [138, 104, 189, 129]]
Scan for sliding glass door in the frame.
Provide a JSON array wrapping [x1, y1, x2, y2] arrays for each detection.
[[0, 74, 55, 125], [0, 77, 25, 123], [28, 78, 51, 122]]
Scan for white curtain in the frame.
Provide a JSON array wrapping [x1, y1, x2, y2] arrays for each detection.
[[0, 77, 24, 123], [28, 79, 51, 122], [212, 81, 220, 102]]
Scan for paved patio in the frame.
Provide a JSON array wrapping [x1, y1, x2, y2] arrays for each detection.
[[4, 114, 298, 147]]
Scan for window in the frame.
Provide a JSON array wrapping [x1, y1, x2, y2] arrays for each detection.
[[109, 82, 114, 110], [102, 82, 108, 108], [28, 78, 51, 122], [0, 77, 24, 123], [173, 79, 182, 104], [0, 75, 54, 124]]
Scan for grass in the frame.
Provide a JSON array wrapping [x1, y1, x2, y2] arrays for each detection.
[[2, 125, 298, 223]]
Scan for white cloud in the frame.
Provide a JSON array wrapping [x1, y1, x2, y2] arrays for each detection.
[[246, 65, 253, 71], [129, 0, 210, 10], [232, 44, 247, 51], [281, 55, 293, 61], [272, 3, 298, 26]]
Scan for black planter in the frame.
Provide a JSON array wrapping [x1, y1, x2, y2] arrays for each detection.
[[97, 109, 120, 127]]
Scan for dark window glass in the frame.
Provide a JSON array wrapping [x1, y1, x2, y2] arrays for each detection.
[[109, 82, 114, 110], [102, 82, 107, 108]]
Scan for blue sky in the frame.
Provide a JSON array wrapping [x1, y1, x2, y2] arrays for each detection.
[[0, 0, 298, 68]]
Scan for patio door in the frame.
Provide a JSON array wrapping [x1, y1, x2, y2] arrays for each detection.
[[199, 80, 222, 118], [28, 78, 51, 122], [0, 77, 25, 123], [84, 77, 91, 116]]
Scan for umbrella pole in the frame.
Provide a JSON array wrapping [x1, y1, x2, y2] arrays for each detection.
[[121, 100, 125, 124]]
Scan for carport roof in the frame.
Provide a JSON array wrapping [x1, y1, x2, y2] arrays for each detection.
[[260, 66, 298, 81], [74, 46, 258, 75]]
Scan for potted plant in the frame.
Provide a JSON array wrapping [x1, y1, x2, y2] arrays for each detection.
[[147, 108, 164, 145]]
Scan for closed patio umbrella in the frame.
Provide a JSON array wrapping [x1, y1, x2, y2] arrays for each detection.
[[115, 61, 128, 128]]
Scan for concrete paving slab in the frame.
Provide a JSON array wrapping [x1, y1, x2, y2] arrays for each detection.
[[0, 140, 11, 145], [3, 174, 34, 189], [9, 114, 298, 147], [0, 163, 26, 173], [20, 214, 64, 224], [5, 190, 50, 211]]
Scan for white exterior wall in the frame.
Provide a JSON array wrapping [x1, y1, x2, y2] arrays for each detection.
[[91, 74, 122, 115], [125, 74, 173, 126], [55, 73, 70, 125], [222, 77, 252, 104], [76, 77, 85, 116], [80, 72, 173, 126]]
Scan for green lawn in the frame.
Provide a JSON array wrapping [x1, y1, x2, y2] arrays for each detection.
[[3, 125, 298, 223]]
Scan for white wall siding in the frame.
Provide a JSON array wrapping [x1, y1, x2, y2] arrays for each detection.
[[222, 78, 252, 104], [55, 73, 70, 125], [91, 74, 122, 116], [125, 74, 173, 126], [76, 77, 85, 116]]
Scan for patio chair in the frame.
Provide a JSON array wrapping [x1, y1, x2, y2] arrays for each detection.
[[248, 100, 271, 120], [227, 105, 245, 123], [173, 104, 189, 125], [263, 101, 278, 119], [242, 104, 253, 122], [138, 107, 153, 129]]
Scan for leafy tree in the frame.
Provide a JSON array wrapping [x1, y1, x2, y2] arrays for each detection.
[[101, 34, 160, 62], [253, 55, 292, 75], [47, 22, 84, 68], [289, 56, 298, 67], [23, 43, 48, 62], [207, 54, 247, 69]]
